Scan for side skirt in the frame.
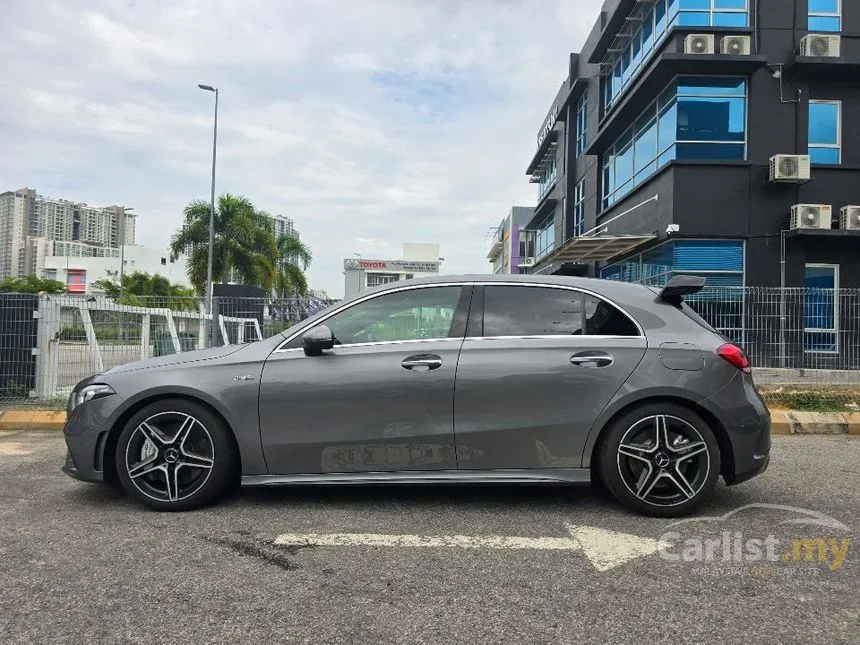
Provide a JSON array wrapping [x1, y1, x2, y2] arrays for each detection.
[[241, 468, 591, 487]]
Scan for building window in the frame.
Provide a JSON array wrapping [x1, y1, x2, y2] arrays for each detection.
[[804, 264, 839, 353], [576, 95, 588, 156], [534, 213, 555, 262], [538, 155, 558, 199], [572, 180, 586, 237], [808, 0, 841, 32], [604, 0, 748, 109], [365, 273, 401, 289], [808, 100, 841, 164], [602, 77, 746, 209]]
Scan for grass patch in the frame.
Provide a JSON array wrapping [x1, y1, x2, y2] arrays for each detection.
[[760, 387, 859, 413]]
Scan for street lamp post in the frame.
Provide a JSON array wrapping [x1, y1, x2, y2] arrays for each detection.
[[198, 83, 219, 346], [118, 207, 133, 342]]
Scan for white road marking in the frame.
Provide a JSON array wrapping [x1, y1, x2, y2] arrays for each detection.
[[0, 443, 32, 456], [274, 523, 664, 572]]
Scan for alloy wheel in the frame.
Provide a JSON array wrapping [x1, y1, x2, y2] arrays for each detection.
[[124, 411, 215, 503], [616, 414, 710, 507]]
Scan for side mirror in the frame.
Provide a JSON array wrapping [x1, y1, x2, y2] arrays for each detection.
[[302, 324, 335, 356]]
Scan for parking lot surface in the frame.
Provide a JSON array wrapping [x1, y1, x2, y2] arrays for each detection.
[[1, 431, 858, 644]]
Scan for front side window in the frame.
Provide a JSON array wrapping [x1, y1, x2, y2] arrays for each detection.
[[808, 100, 841, 164], [808, 0, 841, 31], [804, 264, 838, 353], [315, 286, 462, 345], [482, 286, 639, 337]]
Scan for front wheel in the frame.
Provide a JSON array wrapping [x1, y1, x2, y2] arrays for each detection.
[[598, 403, 720, 518], [115, 399, 238, 511]]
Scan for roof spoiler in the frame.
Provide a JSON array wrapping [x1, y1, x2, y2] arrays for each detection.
[[658, 275, 706, 305]]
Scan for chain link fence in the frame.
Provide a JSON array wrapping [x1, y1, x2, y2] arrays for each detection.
[[0, 287, 857, 409]]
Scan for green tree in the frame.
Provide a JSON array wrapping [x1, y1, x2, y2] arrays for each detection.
[[272, 229, 313, 297], [93, 271, 197, 310], [169, 194, 284, 295], [0, 276, 66, 294]]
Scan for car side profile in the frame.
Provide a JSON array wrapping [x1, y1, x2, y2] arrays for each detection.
[[62, 274, 770, 517]]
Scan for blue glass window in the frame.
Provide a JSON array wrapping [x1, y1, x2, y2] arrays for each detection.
[[808, 0, 841, 32], [534, 214, 555, 262], [804, 265, 838, 352], [603, 1, 747, 109], [808, 100, 841, 164], [576, 95, 588, 156], [603, 77, 746, 208], [538, 154, 558, 198], [572, 180, 586, 237]]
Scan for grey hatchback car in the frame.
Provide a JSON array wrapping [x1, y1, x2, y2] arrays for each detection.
[[62, 274, 770, 517]]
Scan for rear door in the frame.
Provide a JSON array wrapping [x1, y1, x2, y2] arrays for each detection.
[[453, 284, 647, 470]]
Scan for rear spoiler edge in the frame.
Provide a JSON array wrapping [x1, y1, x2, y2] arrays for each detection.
[[658, 275, 706, 305]]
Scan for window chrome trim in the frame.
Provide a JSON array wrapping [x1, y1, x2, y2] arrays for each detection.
[[273, 280, 645, 353]]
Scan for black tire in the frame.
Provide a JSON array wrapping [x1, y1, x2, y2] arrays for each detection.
[[115, 398, 238, 511], [598, 402, 720, 518]]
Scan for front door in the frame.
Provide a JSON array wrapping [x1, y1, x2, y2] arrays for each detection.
[[259, 285, 470, 474], [453, 284, 647, 470]]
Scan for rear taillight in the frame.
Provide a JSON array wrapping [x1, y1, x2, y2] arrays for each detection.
[[717, 343, 751, 374]]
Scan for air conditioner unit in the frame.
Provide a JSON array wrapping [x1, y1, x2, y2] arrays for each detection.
[[769, 154, 811, 183], [684, 34, 715, 55], [721, 35, 751, 55], [791, 204, 833, 230], [840, 206, 860, 230], [518, 257, 536, 267], [800, 34, 841, 57]]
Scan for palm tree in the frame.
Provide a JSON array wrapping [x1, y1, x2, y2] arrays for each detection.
[[273, 231, 313, 297], [169, 194, 279, 295]]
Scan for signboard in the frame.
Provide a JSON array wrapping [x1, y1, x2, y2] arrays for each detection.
[[537, 103, 561, 147], [344, 258, 441, 273]]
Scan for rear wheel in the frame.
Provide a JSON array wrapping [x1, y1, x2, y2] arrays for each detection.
[[598, 402, 720, 518], [115, 399, 238, 511]]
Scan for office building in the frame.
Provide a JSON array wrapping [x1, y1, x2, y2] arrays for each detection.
[[343, 243, 442, 298], [486, 207, 535, 274]]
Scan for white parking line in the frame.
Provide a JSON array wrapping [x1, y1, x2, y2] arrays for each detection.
[[274, 523, 664, 571], [0, 443, 32, 456]]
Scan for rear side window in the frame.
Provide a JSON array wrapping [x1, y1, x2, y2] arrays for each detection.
[[482, 286, 639, 337]]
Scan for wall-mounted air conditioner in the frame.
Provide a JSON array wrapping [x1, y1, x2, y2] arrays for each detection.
[[518, 257, 536, 267], [800, 34, 841, 57], [769, 154, 811, 183], [721, 35, 751, 55], [791, 204, 833, 230], [840, 206, 860, 230], [684, 34, 715, 55]]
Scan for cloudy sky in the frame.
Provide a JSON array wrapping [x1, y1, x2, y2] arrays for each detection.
[[1, 0, 600, 297]]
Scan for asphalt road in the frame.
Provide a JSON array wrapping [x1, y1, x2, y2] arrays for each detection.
[[1, 432, 858, 645]]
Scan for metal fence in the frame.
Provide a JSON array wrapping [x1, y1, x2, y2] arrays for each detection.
[[0, 287, 858, 407]]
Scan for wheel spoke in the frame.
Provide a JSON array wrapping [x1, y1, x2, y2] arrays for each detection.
[[674, 442, 708, 462], [171, 414, 196, 449], [654, 415, 670, 450], [163, 464, 180, 502], [667, 466, 697, 499], [137, 421, 167, 447], [128, 457, 162, 480], [618, 443, 653, 463], [634, 464, 661, 500], [179, 451, 214, 470]]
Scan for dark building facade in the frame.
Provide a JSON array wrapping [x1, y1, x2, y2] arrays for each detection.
[[521, 0, 860, 362]]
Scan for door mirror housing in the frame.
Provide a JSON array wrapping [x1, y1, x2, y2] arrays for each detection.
[[302, 325, 335, 356]]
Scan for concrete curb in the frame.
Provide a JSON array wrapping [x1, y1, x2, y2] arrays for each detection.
[[1, 408, 859, 435]]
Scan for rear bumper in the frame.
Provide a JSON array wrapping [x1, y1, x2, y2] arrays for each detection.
[[699, 371, 771, 486]]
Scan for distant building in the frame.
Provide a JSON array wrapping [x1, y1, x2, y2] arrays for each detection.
[[486, 207, 535, 274], [343, 243, 442, 298], [0, 187, 135, 279]]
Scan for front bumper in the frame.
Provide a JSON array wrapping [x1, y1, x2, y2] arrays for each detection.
[[62, 388, 126, 484]]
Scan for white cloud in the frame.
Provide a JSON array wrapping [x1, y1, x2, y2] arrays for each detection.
[[0, 0, 601, 297]]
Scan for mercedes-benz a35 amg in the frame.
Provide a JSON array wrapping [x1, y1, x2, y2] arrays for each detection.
[[63, 274, 770, 517]]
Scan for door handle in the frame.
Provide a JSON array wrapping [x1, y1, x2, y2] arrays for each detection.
[[570, 351, 614, 368], [401, 354, 443, 371]]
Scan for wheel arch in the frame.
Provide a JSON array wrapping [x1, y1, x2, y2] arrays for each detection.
[[585, 394, 734, 481], [102, 392, 242, 486]]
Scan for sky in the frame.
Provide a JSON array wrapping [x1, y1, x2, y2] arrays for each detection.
[[1, 0, 601, 298]]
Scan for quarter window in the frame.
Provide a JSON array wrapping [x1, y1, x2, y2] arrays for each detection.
[[482, 286, 639, 338], [313, 286, 462, 345]]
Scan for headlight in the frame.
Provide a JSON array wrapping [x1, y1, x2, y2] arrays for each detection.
[[69, 384, 115, 412]]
